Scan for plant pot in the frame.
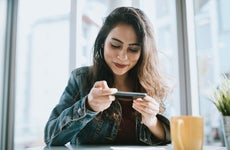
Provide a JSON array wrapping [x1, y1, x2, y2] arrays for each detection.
[[222, 116, 230, 149]]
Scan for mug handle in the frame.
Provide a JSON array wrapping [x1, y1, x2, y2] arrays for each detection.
[[177, 119, 185, 150]]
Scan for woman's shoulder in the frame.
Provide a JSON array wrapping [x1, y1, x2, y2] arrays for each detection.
[[71, 66, 92, 76], [70, 66, 93, 92]]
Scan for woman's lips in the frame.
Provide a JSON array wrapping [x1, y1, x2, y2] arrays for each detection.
[[114, 63, 128, 68]]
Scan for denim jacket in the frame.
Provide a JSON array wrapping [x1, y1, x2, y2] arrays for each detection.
[[44, 66, 171, 146]]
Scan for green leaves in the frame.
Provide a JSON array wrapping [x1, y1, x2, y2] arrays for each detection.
[[211, 75, 230, 116]]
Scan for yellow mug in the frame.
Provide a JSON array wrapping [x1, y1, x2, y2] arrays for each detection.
[[170, 116, 204, 150]]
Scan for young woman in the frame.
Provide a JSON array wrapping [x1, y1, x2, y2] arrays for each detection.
[[44, 6, 171, 146]]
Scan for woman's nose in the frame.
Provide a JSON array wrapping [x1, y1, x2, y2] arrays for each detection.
[[117, 54, 128, 60], [117, 50, 128, 60]]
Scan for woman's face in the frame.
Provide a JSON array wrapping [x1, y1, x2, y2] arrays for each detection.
[[103, 23, 141, 77]]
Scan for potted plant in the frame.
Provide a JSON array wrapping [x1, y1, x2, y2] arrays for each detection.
[[211, 74, 230, 149]]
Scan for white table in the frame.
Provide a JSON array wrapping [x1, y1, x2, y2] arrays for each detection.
[[22, 144, 226, 150]]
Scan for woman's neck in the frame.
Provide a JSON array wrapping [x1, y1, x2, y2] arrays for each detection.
[[114, 74, 133, 92]]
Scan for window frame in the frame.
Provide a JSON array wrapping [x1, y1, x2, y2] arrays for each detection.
[[176, 0, 200, 115], [1, 0, 202, 149], [1, 0, 18, 150]]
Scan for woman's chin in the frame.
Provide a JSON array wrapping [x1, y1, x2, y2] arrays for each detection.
[[113, 71, 128, 76]]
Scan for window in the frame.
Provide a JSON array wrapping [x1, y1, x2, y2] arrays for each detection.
[[14, 0, 71, 148], [193, 0, 230, 146], [75, 0, 109, 68], [7, 0, 227, 148], [14, 0, 181, 148], [140, 0, 180, 117]]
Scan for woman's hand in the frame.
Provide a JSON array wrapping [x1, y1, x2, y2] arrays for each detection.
[[132, 95, 159, 126], [87, 80, 117, 112], [133, 95, 165, 140]]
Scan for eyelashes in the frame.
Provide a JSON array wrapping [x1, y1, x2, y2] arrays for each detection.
[[111, 44, 120, 48], [110, 44, 140, 53]]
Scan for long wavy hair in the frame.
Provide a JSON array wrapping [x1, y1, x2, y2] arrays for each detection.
[[90, 7, 170, 102]]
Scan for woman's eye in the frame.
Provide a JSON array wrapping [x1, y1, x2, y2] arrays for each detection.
[[111, 44, 120, 48], [129, 48, 140, 53]]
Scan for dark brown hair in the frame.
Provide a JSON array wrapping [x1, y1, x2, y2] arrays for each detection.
[[91, 7, 170, 101]]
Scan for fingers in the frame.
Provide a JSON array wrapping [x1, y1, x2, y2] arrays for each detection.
[[133, 102, 156, 115], [133, 96, 160, 115], [134, 97, 159, 109], [87, 80, 117, 112], [92, 88, 117, 96], [90, 90, 117, 102], [94, 80, 109, 89], [142, 95, 159, 105], [93, 81, 117, 96]]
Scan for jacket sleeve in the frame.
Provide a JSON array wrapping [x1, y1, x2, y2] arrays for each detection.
[[44, 71, 98, 146], [139, 113, 171, 145]]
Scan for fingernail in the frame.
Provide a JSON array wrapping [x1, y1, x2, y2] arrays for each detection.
[[111, 88, 118, 93]]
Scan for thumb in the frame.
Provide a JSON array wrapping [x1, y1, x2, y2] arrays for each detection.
[[94, 80, 109, 89]]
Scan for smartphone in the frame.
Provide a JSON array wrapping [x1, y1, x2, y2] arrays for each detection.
[[113, 91, 147, 99]]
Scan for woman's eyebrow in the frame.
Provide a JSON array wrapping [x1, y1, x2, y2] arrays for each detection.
[[111, 38, 123, 44], [129, 43, 141, 46], [111, 38, 141, 46]]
